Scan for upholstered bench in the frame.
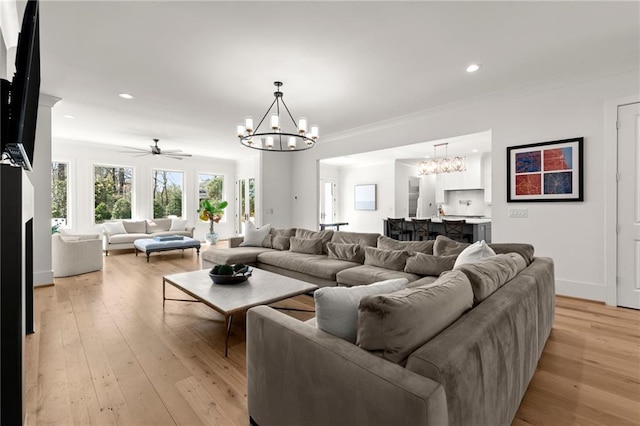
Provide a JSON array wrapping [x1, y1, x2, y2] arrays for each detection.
[[133, 236, 201, 262]]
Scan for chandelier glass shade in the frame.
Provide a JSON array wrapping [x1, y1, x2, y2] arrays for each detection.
[[237, 81, 318, 152], [417, 143, 466, 175]]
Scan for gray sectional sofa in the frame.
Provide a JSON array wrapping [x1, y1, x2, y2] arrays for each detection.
[[246, 243, 555, 426], [102, 218, 195, 254]]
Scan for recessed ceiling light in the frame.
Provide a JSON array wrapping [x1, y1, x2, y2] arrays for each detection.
[[119, 93, 134, 99], [466, 64, 482, 73], [472, 149, 478, 153], [63, 114, 75, 119], [424, 155, 430, 159]]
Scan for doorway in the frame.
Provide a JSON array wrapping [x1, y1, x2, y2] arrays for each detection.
[[319, 179, 336, 225], [236, 177, 255, 235], [616, 102, 640, 309]]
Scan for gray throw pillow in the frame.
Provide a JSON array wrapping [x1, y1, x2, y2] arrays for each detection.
[[489, 243, 535, 265], [289, 237, 323, 255], [364, 247, 411, 271], [262, 227, 297, 248], [377, 235, 434, 255], [433, 235, 470, 256], [357, 270, 473, 364], [271, 235, 291, 251], [314, 278, 408, 343], [455, 254, 520, 304], [296, 229, 334, 254], [404, 252, 458, 276], [326, 242, 365, 263]]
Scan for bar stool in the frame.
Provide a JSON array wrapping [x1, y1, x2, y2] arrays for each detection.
[[386, 218, 412, 241], [411, 219, 439, 241], [443, 219, 473, 243]]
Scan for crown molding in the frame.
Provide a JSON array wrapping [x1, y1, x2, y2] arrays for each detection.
[[39, 94, 62, 108]]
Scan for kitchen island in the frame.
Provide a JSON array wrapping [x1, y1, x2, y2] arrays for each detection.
[[383, 217, 492, 243]]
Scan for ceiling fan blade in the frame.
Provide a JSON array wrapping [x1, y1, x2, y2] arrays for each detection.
[[160, 149, 183, 154], [134, 152, 152, 157], [165, 155, 185, 160], [165, 153, 192, 157], [118, 146, 149, 153]]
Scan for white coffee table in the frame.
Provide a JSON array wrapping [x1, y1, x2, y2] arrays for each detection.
[[162, 267, 317, 356]]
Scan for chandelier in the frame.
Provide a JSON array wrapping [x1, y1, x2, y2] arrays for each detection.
[[417, 143, 466, 175], [236, 81, 318, 152]]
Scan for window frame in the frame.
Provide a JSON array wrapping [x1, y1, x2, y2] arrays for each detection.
[[92, 163, 135, 225]]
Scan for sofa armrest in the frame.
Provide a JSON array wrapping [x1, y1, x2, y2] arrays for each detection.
[[229, 236, 244, 248], [247, 306, 448, 426]]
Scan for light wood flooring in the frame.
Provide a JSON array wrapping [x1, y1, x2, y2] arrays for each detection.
[[25, 247, 640, 425]]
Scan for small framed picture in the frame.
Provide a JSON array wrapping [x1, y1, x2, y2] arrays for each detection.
[[354, 184, 377, 211], [507, 137, 584, 202]]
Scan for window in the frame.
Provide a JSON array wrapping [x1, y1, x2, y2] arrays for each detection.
[[51, 162, 68, 227], [153, 170, 184, 218], [94, 165, 133, 224], [198, 173, 224, 217]]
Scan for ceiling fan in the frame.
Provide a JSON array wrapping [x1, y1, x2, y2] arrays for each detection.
[[119, 139, 192, 160]]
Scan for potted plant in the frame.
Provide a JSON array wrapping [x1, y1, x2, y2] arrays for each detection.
[[198, 199, 228, 244]]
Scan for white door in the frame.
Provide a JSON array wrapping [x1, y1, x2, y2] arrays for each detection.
[[617, 102, 640, 309], [319, 179, 336, 224], [236, 177, 255, 235]]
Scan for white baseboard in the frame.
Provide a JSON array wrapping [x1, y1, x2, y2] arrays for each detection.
[[34, 270, 54, 287], [555, 279, 606, 302]]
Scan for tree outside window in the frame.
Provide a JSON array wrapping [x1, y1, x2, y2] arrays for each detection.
[[94, 165, 133, 224], [51, 162, 68, 227], [153, 170, 184, 218], [198, 173, 224, 219]]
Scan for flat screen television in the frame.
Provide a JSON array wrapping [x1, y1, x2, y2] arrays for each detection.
[[1, 0, 40, 171]]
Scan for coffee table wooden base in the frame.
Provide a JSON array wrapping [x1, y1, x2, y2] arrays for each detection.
[[162, 269, 317, 357]]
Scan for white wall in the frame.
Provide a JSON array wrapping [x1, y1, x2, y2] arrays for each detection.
[[52, 139, 237, 241], [419, 174, 437, 218], [282, 69, 639, 301], [260, 151, 292, 228], [394, 162, 415, 219], [337, 162, 394, 234]]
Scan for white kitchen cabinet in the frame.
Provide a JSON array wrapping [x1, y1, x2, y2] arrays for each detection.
[[483, 153, 492, 203], [435, 173, 445, 203], [439, 154, 483, 190]]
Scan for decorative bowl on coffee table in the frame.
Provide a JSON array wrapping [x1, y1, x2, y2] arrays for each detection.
[[208, 266, 253, 285]]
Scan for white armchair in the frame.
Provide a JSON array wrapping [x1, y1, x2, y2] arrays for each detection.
[[52, 233, 103, 278]]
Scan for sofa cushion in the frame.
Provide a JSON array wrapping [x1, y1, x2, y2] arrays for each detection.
[[377, 235, 434, 255], [107, 233, 149, 244], [357, 270, 473, 364], [406, 275, 439, 288], [489, 243, 535, 265], [290, 237, 323, 255], [404, 253, 458, 276], [146, 218, 172, 233], [240, 222, 272, 247], [103, 221, 126, 236], [169, 218, 188, 231], [453, 240, 496, 269], [433, 235, 470, 256], [455, 253, 522, 304], [120, 220, 146, 234], [330, 231, 379, 248], [364, 247, 411, 271], [314, 278, 408, 343], [271, 235, 291, 251], [296, 229, 334, 254], [202, 246, 274, 266], [336, 264, 421, 287], [262, 228, 296, 249], [257, 251, 360, 281], [326, 242, 365, 264]]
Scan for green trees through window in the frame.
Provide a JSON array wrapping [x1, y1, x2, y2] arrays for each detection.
[[94, 165, 133, 223], [51, 162, 68, 226], [153, 170, 184, 218]]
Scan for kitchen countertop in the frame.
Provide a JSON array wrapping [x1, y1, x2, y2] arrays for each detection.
[[407, 216, 492, 224]]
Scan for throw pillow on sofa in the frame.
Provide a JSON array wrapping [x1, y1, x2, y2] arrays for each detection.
[[377, 235, 434, 255], [296, 229, 334, 254], [103, 221, 126, 235], [357, 270, 473, 364], [289, 237, 323, 255], [433, 235, 470, 256], [262, 228, 296, 249], [326, 242, 365, 263], [314, 278, 408, 343], [455, 253, 523, 305], [271, 235, 291, 251], [122, 220, 147, 234], [364, 247, 412, 271], [453, 240, 496, 269], [404, 252, 458, 276], [240, 222, 272, 247], [169, 218, 188, 231]]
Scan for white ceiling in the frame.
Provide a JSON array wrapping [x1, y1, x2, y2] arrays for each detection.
[[38, 1, 639, 160]]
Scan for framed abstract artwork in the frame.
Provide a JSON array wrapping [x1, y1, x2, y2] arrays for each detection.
[[507, 137, 584, 202], [354, 184, 377, 210]]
